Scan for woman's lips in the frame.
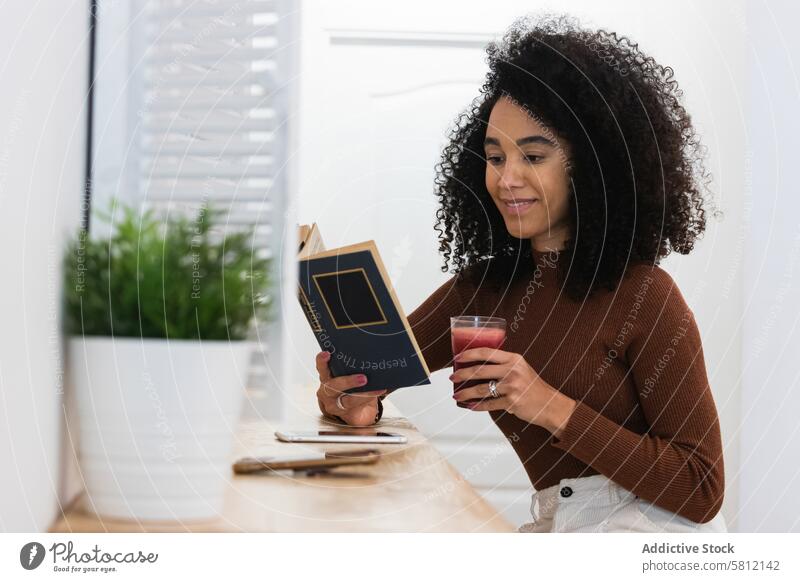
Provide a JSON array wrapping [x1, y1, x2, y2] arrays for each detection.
[[501, 199, 538, 215]]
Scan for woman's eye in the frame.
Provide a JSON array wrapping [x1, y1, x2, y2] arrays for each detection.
[[486, 155, 504, 165], [525, 154, 543, 163]]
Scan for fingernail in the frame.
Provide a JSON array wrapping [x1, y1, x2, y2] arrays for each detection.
[[358, 375, 368, 384], [321, 351, 330, 360], [448, 374, 455, 381]]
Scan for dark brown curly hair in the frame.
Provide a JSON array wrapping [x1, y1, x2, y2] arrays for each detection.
[[434, 14, 715, 301]]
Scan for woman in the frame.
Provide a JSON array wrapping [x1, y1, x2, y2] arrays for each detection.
[[315, 15, 726, 533]]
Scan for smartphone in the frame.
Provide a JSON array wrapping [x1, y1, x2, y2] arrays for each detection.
[[274, 429, 407, 444]]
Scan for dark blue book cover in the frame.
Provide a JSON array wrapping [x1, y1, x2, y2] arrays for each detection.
[[298, 241, 431, 394]]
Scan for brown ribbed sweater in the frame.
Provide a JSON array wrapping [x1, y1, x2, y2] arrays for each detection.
[[407, 247, 725, 524]]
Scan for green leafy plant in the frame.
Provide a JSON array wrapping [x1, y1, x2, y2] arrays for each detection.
[[63, 202, 272, 340]]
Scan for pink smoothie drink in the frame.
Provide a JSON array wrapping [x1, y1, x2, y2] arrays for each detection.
[[451, 326, 506, 407]]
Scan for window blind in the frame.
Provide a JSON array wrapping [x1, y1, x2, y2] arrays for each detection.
[[92, 0, 291, 400], [139, 0, 285, 245]]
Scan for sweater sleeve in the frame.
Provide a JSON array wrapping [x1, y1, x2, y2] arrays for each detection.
[[549, 266, 725, 524], [407, 273, 473, 374]]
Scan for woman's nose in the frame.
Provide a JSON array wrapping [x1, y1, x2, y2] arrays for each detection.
[[499, 159, 525, 190]]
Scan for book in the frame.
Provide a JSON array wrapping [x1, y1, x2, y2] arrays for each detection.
[[297, 223, 431, 394]]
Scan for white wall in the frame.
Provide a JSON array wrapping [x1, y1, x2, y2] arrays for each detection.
[[288, 0, 747, 529], [739, 1, 800, 533], [2, 0, 781, 534], [0, 0, 88, 531]]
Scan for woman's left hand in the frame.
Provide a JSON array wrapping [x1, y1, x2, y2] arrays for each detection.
[[450, 348, 577, 436]]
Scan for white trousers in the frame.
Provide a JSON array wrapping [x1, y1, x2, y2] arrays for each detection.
[[518, 474, 727, 533]]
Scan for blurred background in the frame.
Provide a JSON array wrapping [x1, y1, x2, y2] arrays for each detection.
[[1, 0, 798, 532]]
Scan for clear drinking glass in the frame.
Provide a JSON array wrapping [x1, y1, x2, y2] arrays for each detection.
[[450, 316, 507, 408]]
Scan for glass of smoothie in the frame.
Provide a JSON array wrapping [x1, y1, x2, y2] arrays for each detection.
[[450, 316, 507, 408]]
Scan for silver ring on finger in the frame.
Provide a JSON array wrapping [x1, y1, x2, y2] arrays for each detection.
[[336, 393, 347, 410], [488, 380, 500, 399]]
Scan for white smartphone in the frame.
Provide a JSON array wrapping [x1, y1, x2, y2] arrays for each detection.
[[274, 429, 407, 444]]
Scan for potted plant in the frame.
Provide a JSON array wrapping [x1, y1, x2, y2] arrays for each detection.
[[63, 203, 272, 521]]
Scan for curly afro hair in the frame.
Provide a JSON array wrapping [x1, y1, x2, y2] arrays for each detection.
[[433, 14, 714, 301]]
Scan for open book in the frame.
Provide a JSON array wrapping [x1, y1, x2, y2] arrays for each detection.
[[297, 223, 431, 394]]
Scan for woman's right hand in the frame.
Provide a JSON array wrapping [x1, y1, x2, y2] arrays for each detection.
[[315, 351, 387, 426]]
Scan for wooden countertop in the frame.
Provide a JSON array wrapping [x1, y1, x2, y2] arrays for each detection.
[[49, 389, 515, 532]]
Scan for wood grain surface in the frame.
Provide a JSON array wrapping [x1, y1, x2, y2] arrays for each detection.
[[49, 388, 514, 532]]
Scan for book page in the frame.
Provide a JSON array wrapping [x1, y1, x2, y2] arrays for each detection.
[[298, 222, 326, 259]]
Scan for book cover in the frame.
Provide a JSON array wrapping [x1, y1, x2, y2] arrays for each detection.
[[297, 224, 431, 394]]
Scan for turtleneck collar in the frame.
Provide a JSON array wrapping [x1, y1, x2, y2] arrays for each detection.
[[530, 245, 564, 268], [526, 246, 562, 284]]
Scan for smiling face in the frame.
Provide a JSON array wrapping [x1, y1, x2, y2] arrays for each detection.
[[484, 96, 573, 252]]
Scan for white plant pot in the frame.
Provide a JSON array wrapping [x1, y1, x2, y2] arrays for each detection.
[[68, 337, 252, 522]]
